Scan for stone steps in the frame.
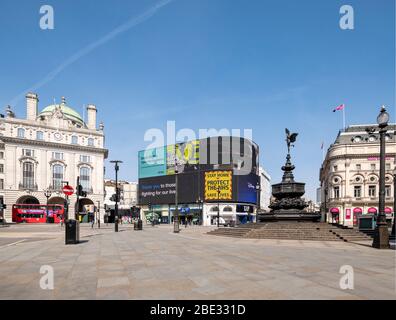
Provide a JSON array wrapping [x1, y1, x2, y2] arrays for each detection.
[[207, 222, 373, 242]]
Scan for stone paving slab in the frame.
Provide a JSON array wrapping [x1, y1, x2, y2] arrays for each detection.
[[0, 224, 395, 300]]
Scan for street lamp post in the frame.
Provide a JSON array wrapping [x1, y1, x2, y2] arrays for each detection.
[[373, 106, 390, 249], [323, 188, 328, 223], [217, 177, 220, 228], [110, 160, 123, 232], [392, 164, 396, 237], [255, 181, 261, 223], [174, 162, 180, 233], [97, 200, 100, 229], [44, 189, 52, 223]]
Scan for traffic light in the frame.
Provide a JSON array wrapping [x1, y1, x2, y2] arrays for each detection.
[[76, 184, 87, 197]]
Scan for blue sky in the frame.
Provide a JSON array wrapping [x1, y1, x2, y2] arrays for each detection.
[[0, 0, 394, 200]]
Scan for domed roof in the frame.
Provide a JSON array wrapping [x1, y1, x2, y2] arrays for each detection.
[[38, 97, 84, 126]]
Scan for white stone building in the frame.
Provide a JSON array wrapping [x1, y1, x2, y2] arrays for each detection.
[[258, 166, 271, 211], [319, 124, 395, 228], [103, 179, 138, 222], [0, 93, 108, 222]]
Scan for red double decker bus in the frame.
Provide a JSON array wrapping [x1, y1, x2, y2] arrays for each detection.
[[12, 204, 64, 223]]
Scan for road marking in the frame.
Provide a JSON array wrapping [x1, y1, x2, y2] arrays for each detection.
[[0, 239, 26, 249]]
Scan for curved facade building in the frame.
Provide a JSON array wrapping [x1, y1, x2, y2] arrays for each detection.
[[138, 136, 261, 226], [319, 124, 395, 228]]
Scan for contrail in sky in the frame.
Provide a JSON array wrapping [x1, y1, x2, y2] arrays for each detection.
[[8, 0, 176, 106]]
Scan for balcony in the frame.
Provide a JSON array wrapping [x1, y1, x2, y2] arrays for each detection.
[[19, 183, 38, 191]]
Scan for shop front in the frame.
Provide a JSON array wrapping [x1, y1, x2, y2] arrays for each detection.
[[169, 204, 203, 225], [353, 207, 362, 227], [330, 207, 340, 224]]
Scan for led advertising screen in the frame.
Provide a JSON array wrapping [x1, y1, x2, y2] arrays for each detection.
[[138, 175, 176, 204], [236, 173, 259, 204], [139, 172, 201, 205], [166, 140, 200, 175], [138, 146, 167, 179], [204, 170, 232, 201]]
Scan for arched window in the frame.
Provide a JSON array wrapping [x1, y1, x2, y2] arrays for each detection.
[[52, 165, 64, 190], [210, 206, 219, 212], [17, 128, 25, 138], [223, 206, 233, 212], [71, 136, 78, 144], [80, 167, 91, 192], [36, 131, 44, 140], [22, 162, 34, 189], [88, 138, 94, 146]]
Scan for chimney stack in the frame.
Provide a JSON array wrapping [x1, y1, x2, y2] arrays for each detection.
[[26, 93, 39, 120], [86, 104, 97, 130]]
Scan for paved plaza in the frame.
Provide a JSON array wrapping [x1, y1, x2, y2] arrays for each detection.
[[0, 223, 395, 300]]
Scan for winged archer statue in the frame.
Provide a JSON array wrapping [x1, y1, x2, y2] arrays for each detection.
[[285, 128, 298, 154]]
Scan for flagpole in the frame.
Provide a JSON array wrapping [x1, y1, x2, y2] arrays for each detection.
[[342, 105, 346, 131]]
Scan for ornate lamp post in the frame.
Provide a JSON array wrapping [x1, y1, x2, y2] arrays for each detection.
[[110, 160, 123, 232], [44, 188, 52, 223], [255, 181, 261, 223], [373, 106, 390, 249]]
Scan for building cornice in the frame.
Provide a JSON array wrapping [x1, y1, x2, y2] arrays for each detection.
[[0, 136, 108, 158], [2, 117, 104, 137]]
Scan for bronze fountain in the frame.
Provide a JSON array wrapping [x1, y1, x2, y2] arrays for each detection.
[[258, 129, 321, 222]]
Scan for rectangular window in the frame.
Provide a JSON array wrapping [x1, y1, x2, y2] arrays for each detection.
[[334, 186, 340, 199], [368, 185, 376, 197], [36, 131, 44, 140], [333, 165, 338, 172], [0, 179, 3, 190], [80, 155, 91, 163], [22, 149, 34, 157], [386, 163, 391, 170], [354, 186, 362, 198], [80, 167, 91, 192], [356, 164, 361, 170], [52, 152, 64, 160], [0, 164, 3, 173], [385, 185, 391, 197], [371, 163, 376, 170], [23, 162, 34, 189], [0, 152, 4, 159], [71, 136, 78, 144], [17, 128, 25, 138], [52, 165, 64, 190]]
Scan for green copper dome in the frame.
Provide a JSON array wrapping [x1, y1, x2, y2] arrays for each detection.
[[38, 97, 85, 126]]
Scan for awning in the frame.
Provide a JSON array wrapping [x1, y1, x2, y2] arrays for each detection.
[[385, 207, 393, 214], [353, 208, 362, 214], [330, 208, 339, 214], [368, 207, 377, 214]]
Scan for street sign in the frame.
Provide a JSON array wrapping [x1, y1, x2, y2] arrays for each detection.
[[63, 185, 74, 196]]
